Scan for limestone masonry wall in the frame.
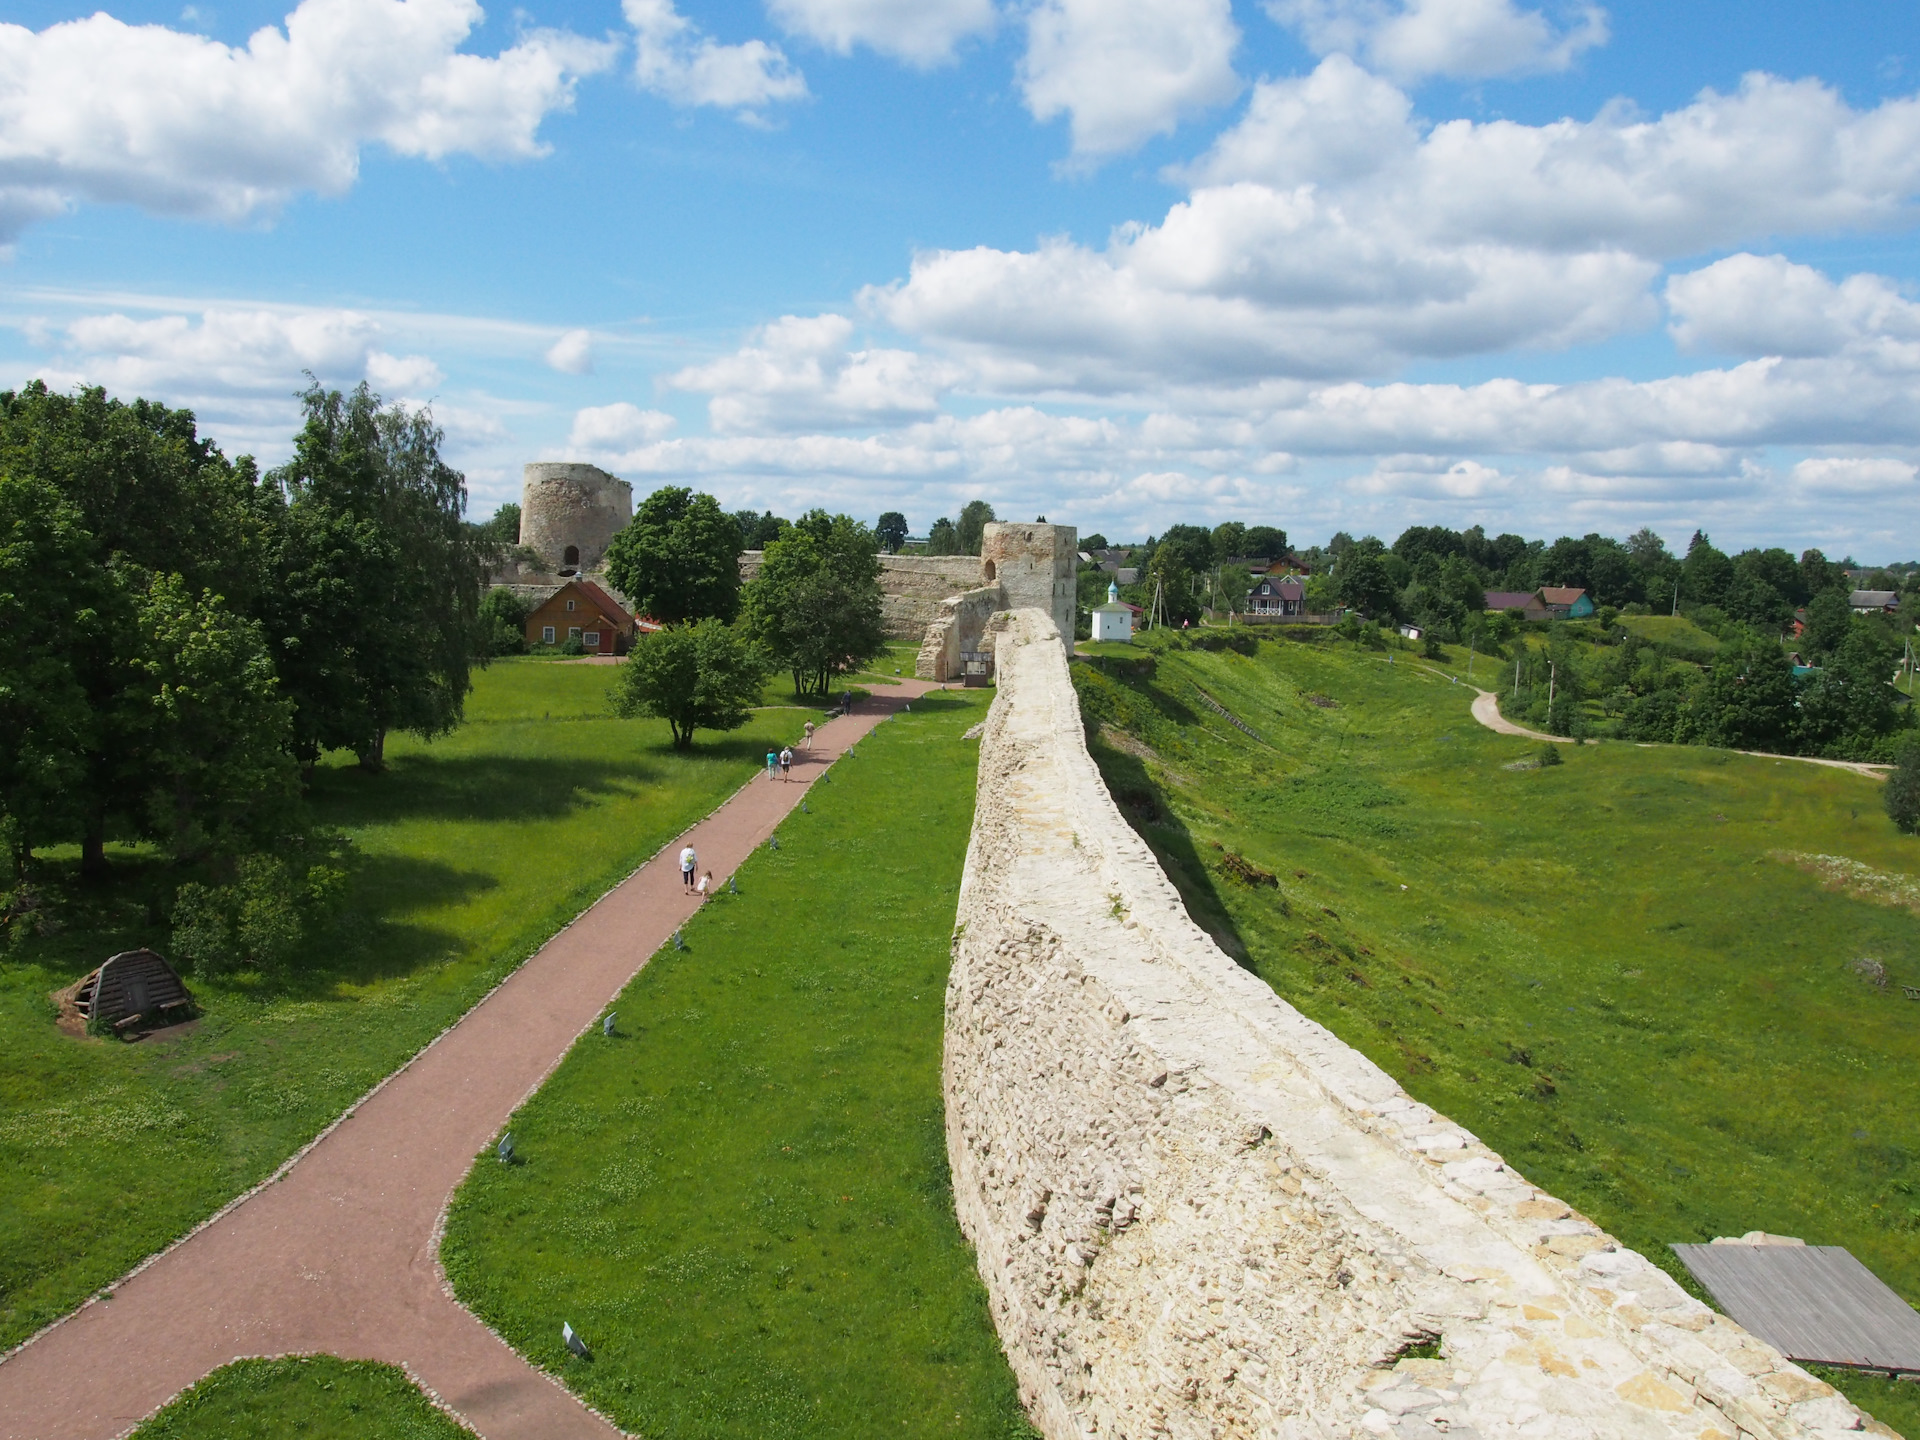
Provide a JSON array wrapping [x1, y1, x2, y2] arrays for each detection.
[[737, 552, 984, 638], [945, 608, 1892, 1440]]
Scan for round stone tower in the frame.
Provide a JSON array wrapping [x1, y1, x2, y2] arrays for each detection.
[[520, 463, 633, 575]]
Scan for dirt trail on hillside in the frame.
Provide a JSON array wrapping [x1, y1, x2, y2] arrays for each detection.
[[1465, 683, 1889, 776], [0, 684, 940, 1440]]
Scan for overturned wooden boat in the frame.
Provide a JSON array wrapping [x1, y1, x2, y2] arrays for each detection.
[[69, 949, 195, 1033]]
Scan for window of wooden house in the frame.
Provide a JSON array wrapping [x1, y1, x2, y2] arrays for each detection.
[[584, 631, 601, 648], [568, 627, 582, 641], [542, 625, 555, 643]]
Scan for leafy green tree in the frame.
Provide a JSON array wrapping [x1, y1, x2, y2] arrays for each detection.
[[957, 500, 995, 555], [266, 381, 481, 771], [1885, 737, 1920, 834], [1796, 626, 1900, 757], [475, 503, 520, 545], [603, 486, 742, 626], [1080, 532, 1109, 552], [477, 588, 529, 656], [926, 516, 961, 555], [1677, 639, 1796, 751], [0, 382, 271, 873], [876, 511, 909, 554], [1143, 546, 1200, 625], [1333, 549, 1397, 619], [732, 509, 787, 549], [611, 620, 771, 749], [134, 574, 299, 861], [742, 511, 886, 696], [1683, 531, 1734, 609], [1801, 587, 1853, 660], [1210, 521, 1248, 561], [0, 474, 94, 875], [1244, 525, 1288, 559]]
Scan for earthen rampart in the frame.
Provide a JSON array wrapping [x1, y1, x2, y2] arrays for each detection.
[[945, 608, 1887, 1440]]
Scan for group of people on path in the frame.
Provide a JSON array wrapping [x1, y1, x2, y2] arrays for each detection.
[[684, 719, 822, 903]]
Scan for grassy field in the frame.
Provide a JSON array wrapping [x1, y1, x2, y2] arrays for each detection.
[[442, 687, 1036, 1440], [1073, 633, 1920, 1434], [131, 1357, 472, 1438], [1617, 612, 1724, 659], [0, 660, 811, 1350]]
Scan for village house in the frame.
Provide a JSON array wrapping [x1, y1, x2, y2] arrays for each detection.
[[1246, 575, 1306, 618], [1538, 586, 1596, 619], [1484, 590, 1550, 621], [1850, 589, 1900, 614], [514, 578, 638, 653]]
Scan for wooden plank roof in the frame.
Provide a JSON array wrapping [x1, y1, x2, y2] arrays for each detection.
[[1673, 1242, 1920, 1373]]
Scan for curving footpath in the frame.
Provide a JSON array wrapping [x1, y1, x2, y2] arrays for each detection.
[[0, 683, 937, 1440], [1466, 686, 1890, 777]]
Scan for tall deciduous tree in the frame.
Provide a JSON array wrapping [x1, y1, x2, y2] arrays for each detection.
[[265, 381, 481, 771], [742, 511, 885, 697], [611, 620, 770, 749], [957, 500, 995, 555], [603, 486, 742, 625], [0, 383, 272, 873], [926, 517, 961, 555], [876, 511, 908, 554]]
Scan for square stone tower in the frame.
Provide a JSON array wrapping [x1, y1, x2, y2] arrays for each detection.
[[981, 522, 1078, 655]]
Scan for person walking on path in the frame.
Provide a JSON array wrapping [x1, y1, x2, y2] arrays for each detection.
[[766, 748, 778, 781], [802, 719, 815, 753], [779, 747, 793, 780], [679, 845, 697, 889]]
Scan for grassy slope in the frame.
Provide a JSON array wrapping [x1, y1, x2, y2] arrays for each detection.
[[131, 1357, 472, 1439], [1075, 637, 1920, 1434], [443, 688, 1035, 1440], [0, 660, 808, 1350]]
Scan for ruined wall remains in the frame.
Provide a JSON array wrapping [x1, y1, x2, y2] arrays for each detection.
[[945, 607, 1885, 1440], [521, 463, 632, 575], [916, 584, 1005, 682]]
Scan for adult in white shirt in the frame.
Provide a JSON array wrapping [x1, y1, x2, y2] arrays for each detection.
[[680, 845, 697, 889]]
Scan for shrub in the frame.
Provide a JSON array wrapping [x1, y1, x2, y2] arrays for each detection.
[[477, 589, 529, 656], [1421, 633, 1446, 661], [170, 845, 353, 977], [1538, 743, 1563, 767]]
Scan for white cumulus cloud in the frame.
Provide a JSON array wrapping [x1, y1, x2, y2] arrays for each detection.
[[566, 401, 677, 450], [669, 313, 963, 432], [862, 67, 1920, 392], [1268, 0, 1606, 82], [1790, 456, 1919, 494], [1019, 0, 1241, 158], [545, 328, 596, 373], [624, 0, 806, 112], [1665, 254, 1920, 358], [766, 0, 996, 66], [366, 350, 445, 393], [0, 0, 615, 239]]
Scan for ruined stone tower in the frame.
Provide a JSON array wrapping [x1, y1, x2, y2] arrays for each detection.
[[520, 463, 632, 575]]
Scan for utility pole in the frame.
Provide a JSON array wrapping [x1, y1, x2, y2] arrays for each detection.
[[1467, 635, 1476, 681], [1671, 571, 1680, 618], [1514, 655, 1520, 699], [1548, 661, 1556, 712]]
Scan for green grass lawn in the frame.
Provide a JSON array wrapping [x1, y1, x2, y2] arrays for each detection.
[[0, 659, 811, 1350], [442, 687, 1035, 1440], [131, 1357, 473, 1438], [1072, 636, 1920, 1434]]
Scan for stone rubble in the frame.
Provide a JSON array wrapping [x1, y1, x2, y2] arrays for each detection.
[[944, 609, 1900, 1440]]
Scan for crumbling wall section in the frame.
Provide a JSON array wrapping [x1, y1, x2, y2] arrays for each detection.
[[915, 584, 1005, 681], [736, 552, 982, 639], [946, 607, 1887, 1440]]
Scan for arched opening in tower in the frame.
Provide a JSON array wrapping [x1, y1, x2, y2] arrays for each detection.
[[563, 545, 580, 569]]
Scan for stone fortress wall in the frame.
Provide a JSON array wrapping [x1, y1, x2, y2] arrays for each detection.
[[520, 463, 632, 575], [945, 606, 1887, 1440]]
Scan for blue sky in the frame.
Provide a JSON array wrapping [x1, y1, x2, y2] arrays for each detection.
[[3, 0, 1919, 555]]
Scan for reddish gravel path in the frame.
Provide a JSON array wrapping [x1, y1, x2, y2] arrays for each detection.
[[0, 685, 939, 1440]]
